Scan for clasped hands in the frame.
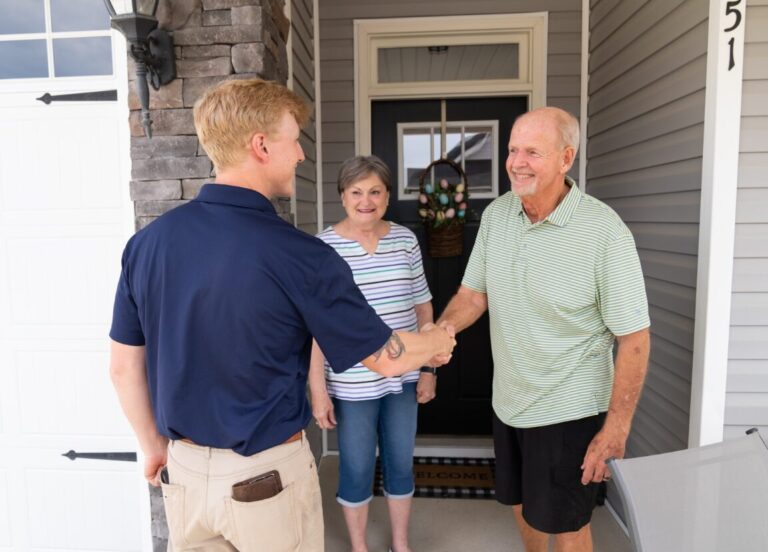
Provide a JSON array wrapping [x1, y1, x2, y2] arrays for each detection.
[[421, 320, 456, 368]]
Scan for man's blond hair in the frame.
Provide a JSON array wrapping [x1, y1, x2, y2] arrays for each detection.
[[193, 79, 309, 171]]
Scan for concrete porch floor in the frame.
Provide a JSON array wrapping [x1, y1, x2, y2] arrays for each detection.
[[319, 455, 633, 552]]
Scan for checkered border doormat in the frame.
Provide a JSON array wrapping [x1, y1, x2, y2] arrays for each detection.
[[373, 456, 496, 500]]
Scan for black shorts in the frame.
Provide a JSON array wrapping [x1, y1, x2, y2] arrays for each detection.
[[493, 411, 606, 534]]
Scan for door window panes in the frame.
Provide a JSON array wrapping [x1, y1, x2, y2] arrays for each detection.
[[0, 0, 112, 80], [0, 40, 48, 79], [379, 44, 519, 84], [51, 0, 110, 32], [399, 121, 498, 200], [53, 37, 113, 77], [0, 0, 45, 34]]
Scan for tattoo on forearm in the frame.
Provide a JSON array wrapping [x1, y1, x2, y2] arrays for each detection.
[[373, 332, 406, 362]]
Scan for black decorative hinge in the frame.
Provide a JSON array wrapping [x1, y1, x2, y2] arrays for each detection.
[[62, 450, 137, 462], [37, 90, 117, 105]]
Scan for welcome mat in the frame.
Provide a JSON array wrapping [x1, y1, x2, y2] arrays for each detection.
[[374, 457, 496, 499]]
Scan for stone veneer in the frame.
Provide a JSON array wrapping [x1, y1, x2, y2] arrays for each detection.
[[127, 0, 292, 232], [120, 1, 292, 548]]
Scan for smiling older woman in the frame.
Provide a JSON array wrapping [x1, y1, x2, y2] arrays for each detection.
[[308, 155, 436, 552]]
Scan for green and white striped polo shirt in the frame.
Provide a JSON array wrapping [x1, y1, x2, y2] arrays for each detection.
[[463, 177, 650, 428]]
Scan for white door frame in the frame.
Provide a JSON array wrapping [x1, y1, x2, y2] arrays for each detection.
[[353, 12, 548, 155]]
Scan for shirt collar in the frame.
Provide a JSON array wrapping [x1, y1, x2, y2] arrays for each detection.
[[514, 176, 581, 227], [194, 183, 276, 214], [546, 176, 581, 227]]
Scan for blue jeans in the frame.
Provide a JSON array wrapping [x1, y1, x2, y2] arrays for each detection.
[[333, 383, 418, 506]]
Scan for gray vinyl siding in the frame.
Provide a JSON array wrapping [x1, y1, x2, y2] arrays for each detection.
[[587, 0, 709, 458], [318, 0, 583, 224], [291, 0, 318, 234], [724, 0, 768, 441]]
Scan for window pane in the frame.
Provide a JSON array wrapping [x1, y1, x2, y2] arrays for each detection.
[[0, 40, 48, 79], [0, 0, 45, 34], [51, 0, 110, 32], [460, 129, 494, 192], [53, 37, 113, 77], [443, 130, 462, 160], [378, 44, 519, 83], [402, 129, 433, 193]]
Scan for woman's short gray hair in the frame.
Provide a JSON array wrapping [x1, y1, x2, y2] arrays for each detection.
[[337, 155, 392, 195]]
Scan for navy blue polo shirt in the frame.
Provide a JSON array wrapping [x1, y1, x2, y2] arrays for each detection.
[[110, 184, 392, 456]]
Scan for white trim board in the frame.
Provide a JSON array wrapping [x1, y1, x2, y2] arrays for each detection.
[[285, 0, 297, 225], [578, 0, 589, 192], [113, 30, 152, 552], [689, 0, 746, 447], [353, 13, 548, 155], [313, 0, 324, 234]]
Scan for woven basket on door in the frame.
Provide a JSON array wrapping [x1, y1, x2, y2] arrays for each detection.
[[417, 158, 468, 258]]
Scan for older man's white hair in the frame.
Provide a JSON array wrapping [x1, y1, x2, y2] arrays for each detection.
[[517, 107, 580, 153]]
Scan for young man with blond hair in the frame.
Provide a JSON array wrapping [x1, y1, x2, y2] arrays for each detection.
[[109, 79, 455, 551], [437, 107, 650, 552]]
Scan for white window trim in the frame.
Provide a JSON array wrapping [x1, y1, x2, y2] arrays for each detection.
[[396, 119, 499, 201], [354, 13, 548, 155]]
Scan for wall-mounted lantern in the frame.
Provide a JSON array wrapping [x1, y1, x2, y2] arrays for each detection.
[[102, 0, 176, 138]]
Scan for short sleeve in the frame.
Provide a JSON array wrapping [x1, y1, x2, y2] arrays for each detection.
[[301, 250, 392, 372], [462, 211, 490, 293], [595, 233, 650, 336], [109, 249, 145, 345], [408, 233, 432, 305]]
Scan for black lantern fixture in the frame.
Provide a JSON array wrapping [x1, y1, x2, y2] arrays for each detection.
[[102, 0, 176, 138]]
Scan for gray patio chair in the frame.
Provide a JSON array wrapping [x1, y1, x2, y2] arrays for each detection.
[[607, 429, 768, 552]]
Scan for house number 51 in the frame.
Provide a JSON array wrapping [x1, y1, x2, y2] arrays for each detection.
[[724, 0, 743, 71]]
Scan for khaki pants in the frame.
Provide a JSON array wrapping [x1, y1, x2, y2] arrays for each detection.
[[161, 433, 324, 552]]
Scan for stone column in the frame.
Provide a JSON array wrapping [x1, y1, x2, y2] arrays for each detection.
[[127, 0, 292, 232]]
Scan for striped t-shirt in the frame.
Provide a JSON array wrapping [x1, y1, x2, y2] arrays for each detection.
[[463, 177, 650, 428], [317, 223, 432, 401]]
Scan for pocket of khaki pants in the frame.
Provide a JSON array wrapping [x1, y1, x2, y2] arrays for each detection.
[[160, 482, 188, 548], [226, 485, 300, 552]]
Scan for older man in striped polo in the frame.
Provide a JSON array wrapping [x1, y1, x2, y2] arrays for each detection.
[[437, 107, 650, 552]]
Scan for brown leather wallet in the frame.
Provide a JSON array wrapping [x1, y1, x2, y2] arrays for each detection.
[[231, 470, 283, 502]]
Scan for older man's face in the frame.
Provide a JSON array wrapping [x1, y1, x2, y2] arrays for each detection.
[[505, 113, 569, 198]]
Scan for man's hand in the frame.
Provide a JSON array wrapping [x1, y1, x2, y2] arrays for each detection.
[[581, 328, 650, 484], [144, 435, 169, 487], [580, 420, 628, 485], [310, 390, 337, 429], [110, 341, 169, 487], [416, 372, 437, 403], [422, 321, 456, 367]]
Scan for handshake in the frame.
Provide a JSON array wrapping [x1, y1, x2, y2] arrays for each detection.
[[419, 321, 457, 368]]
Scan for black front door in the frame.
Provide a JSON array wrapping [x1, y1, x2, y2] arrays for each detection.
[[371, 96, 527, 435]]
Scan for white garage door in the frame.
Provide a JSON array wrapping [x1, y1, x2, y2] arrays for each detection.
[[0, 1, 149, 550]]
